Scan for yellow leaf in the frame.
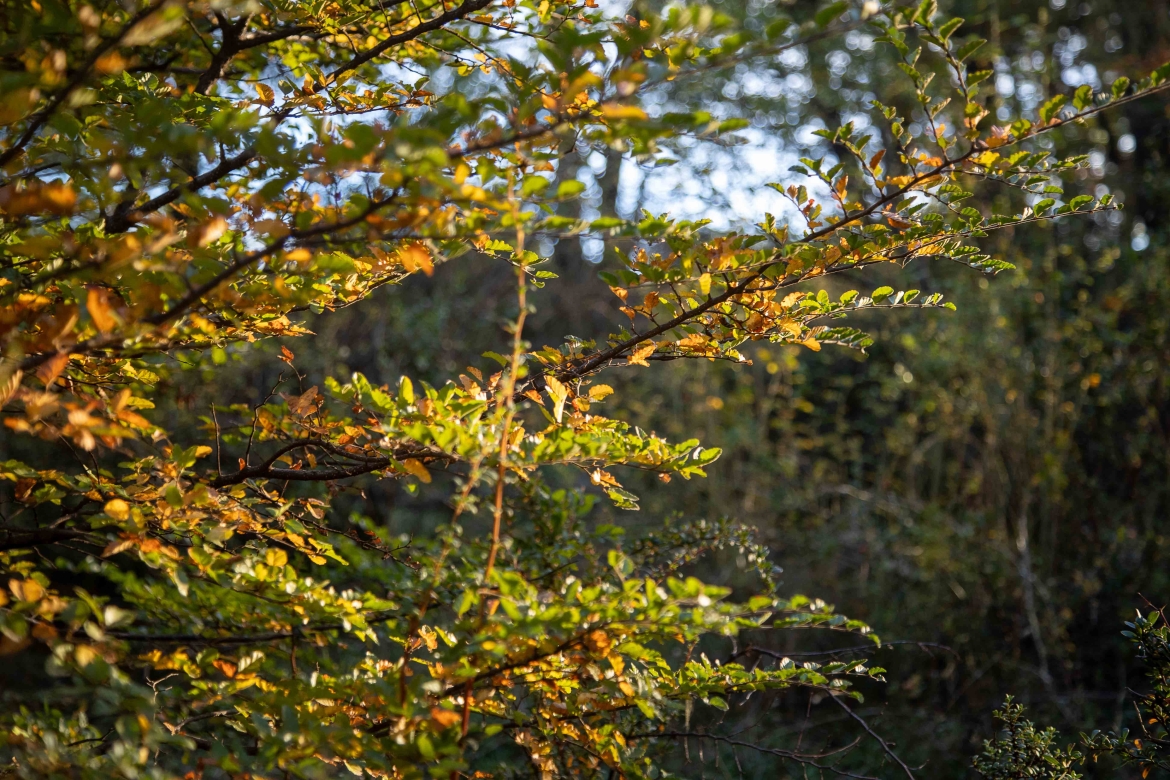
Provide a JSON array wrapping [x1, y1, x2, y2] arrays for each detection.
[[608, 653, 625, 676], [255, 82, 275, 106], [104, 498, 130, 521], [266, 548, 288, 567], [9, 579, 44, 603], [74, 645, 97, 667], [627, 343, 655, 367], [588, 384, 614, 401], [600, 103, 648, 121], [284, 247, 312, 263], [801, 338, 822, 351], [193, 445, 212, 458], [975, 150, 1000, 167], [545, 376, 568, 422], [699, 273, 711, 296], [401, 458, 431, 483]]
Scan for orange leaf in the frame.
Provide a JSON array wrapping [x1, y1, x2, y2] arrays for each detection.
[[430, 708, 462, 729], [0, 181, 76, 216], [398, 242, 434, 276], [86, 286, 122, 334]]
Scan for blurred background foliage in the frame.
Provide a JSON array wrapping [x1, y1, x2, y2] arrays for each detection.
[[90, 0, 1170, 774]]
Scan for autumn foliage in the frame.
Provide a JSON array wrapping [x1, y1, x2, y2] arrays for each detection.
[[1, 0, 1168, 777]]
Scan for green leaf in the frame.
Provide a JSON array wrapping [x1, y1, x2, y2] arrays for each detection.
[[955, 38, 986, 62], [871, 286, 894, 302], [1039, 94, 1067, 125], [765, 18, 792, 39], [815, 1, 849, 28], [556, 179, 586, 198], [521, 175, 550, 197], [912, 0, 937, 24], [1073, 84, 1094, 111], [937, 17, 963, 41], [457, 589, 476, 617], [1151, 61, 1170, 86]]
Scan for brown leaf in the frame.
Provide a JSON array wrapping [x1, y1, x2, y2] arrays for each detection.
[[0, 635, 31, 656], [186, 216, 228, 248], [14, 478, 36, 503], [285, 386, 320, 417], [101, 537, 137, 558], [35, 351, 69, 387]]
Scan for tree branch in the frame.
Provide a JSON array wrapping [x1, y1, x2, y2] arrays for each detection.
[[0, 525, 91, 552], [0, 0, 170, 168], [328, 0, 496, 81], [827, 694, 917, 779]]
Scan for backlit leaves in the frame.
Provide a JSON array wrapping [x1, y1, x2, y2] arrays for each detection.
[[0, 1, 1166, 778]]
